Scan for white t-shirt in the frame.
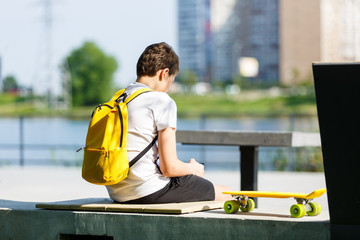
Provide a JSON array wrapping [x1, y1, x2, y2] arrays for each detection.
[[106, 82, 177, 202]]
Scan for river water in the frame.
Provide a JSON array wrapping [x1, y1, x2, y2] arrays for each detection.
[[0, 116, 320, 171]]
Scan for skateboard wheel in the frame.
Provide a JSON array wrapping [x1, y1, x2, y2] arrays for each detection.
[[290, 204, 306, 218], [307, 202, 321, 216], [224, 200, 239, 214], [240, 198, 255, 212]]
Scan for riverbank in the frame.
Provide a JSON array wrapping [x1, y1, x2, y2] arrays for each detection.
[[0, 89, 317, 118], [173, 90, 317, 118]]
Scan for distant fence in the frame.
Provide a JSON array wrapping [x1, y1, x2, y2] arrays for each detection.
[[0, 117, 323, 171], [0, 116, 82, 166], [0, 143, 81, 166]]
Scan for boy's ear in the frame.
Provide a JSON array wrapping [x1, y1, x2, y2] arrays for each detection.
[[159, 68, 170, 80]]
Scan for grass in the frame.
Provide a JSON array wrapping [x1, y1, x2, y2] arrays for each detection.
[[0, 91, 318, 118], [171, 92, 317, 118]]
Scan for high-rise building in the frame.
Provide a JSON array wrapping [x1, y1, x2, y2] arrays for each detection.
[[179, 0, 279, 84], [210, 0, 239, 82], [178, 0, 360, 85], [236, 0, 279, 82], [178, 0, 211, 82], [179, 0, 280, 84]]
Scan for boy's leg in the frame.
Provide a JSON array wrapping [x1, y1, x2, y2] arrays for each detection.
[[122, 175, 215, 204], [121, 176, 233, 204], [213, 184, 233, 201]]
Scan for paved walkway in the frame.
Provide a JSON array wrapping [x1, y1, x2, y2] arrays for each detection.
[[0, 166, 328, 216]]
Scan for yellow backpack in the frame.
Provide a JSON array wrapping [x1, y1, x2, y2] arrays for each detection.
[[82, 88, 155, 185]]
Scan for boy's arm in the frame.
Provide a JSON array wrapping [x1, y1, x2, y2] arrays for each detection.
[[158, 127, 204, 177]]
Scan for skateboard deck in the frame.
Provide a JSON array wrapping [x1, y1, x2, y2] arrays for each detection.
[[223, 188, 327, 218], [223, 188, 326, 199]]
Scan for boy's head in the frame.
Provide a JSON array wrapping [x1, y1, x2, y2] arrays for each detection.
[[136, 42, 179, 78]]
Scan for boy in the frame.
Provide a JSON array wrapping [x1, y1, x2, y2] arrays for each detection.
[[106, 42, 231, 203]]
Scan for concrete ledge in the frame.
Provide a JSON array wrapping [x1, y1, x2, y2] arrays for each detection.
[[0, 168, 330, 239], [0, 206, 330, 240]]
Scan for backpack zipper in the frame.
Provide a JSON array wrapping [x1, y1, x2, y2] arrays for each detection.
[[91, 104, 113, 118], [93, 103, 124, 148], [116, 104, 124, 148]]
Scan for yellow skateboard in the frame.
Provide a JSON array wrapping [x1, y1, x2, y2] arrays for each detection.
[[223, 188, 327, 218]]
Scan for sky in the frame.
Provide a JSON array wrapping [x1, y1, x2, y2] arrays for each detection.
[[0, 0, 178, 94]]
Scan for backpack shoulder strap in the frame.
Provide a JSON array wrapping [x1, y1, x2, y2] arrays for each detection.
[[115, 87, 154, 167], [129, 135, 158, 168], [109, 89, 126, 103], [124, 88, 152, 104]]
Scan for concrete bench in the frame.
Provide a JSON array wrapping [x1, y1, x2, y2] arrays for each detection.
[[176, 130, 321, 203]]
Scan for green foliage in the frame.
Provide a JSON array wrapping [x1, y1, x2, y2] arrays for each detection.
[[0, 92, 18, 104], [232, 74, 245, 88], [273, 149, 288, 171], [171, 91, 317, 118], [2, 75, 18, 92], [176, 70, 198, 91], [1, 84, 318, 118], [294, 147, 324, 172], [271, 147, 323, 172], [231, 74, 279, 90], [62, 41, 118, 106]]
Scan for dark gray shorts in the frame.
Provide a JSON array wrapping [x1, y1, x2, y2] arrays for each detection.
[[121, 175, 215, 204]]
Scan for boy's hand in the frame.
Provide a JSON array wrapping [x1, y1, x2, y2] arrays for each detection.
[[189, 158, 204, 177]]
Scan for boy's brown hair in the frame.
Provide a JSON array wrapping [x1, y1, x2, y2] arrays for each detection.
[[136, 42, 179, 78]]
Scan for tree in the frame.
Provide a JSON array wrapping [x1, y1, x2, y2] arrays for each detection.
[[176, 70, 197, 92], [62, 41, 118, 106], [2, 75, 18, 92]]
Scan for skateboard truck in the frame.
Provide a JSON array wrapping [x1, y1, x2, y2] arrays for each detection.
[[232, 195, 248, 209], [294, 198, 314, 213], [226, 195, 255, 213]]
